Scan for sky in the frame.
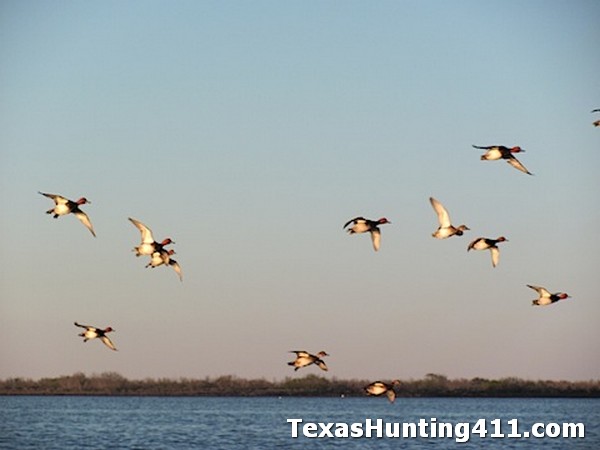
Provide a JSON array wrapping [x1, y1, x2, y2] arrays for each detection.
[[1, 0, 599, 382]]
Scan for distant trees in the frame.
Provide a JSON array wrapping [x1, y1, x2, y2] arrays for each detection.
[[0, 373, 598, 397]]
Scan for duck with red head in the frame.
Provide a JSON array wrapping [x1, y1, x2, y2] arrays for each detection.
[[128, 217, 175, 257], [38, 191, 96, 237], [472, 144, 533, 175], [74, 322, 117, 351], [527, 285, 571, 306], [343, 217, 391, 251]]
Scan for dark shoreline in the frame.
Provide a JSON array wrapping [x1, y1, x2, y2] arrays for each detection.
[[2, 373, 599, 398]]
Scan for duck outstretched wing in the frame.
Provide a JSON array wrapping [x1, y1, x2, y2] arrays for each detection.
[[506, 156, 533, 175], [128, 217, 155, 244], [100, 336, 118, 351], [74, 211, 96, 237], [343, 217, 366, 229], [429, 197, 451, 227]]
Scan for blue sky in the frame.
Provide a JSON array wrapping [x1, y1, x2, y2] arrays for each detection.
[[1, 0, 599, 382]]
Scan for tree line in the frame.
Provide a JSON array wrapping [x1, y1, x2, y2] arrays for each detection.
[[1, 372, 598, 397]]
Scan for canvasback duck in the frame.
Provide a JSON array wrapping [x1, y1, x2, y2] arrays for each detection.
[[429, 197, 469, 239], [467, 236, 508, 268], [343, 217, 390, 251], [364, 380, 400, 403], [288, 350, 329, 372], [74, 322, 117, 351], [128, 217, 174, 257], [527, 285, 571, 306], [592, 109, 600, 127], [472, 144, 533, 175], [146, 249, 183, 282], [39, 191, 96, 237]]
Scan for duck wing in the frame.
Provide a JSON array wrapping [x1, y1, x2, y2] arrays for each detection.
[[370, 228, 381, 251], [429, 197, 451, 227], [490, 247, 500, 268], [506, 155, 533, 175], [472, 144, 492, 150], [128, 217, 155, 243], [100, 336, 118, 351], [290, 350, 311, 357], [343, 217, 366, 229], [467, 238, 479, 251], [74, 321, 95, 330], [316, 359, 328, 371], [39, 191, 68, 204], [527, 284, 550, 297], [74, 211, 96, 237], [386, 389, 396, 403], [169, 259, 183, 282]]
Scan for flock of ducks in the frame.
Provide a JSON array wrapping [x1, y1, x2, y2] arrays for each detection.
[[39, 125, 588, 400], [38, 192, 183, 351], [38, 191, 183, 282], [296, 136, 580, 402]]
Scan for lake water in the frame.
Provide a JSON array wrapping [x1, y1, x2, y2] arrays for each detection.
[[1, 396, 598, 449]]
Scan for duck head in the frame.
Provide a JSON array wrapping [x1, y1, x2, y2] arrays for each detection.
[[456, 225, 470, 235]]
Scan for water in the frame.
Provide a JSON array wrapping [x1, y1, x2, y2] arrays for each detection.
[[1, 396, 598, 449]]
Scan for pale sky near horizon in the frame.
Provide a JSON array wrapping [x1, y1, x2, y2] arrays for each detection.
[[1, 0, 599, 382]]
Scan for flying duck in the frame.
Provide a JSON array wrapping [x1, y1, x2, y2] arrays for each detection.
[[39, 192, 96, 237], [429, 197, 469, 239], [288, 350, 329, 372], [592, 109, 600, 127], [527, 285, 571, 306], [128, 217, 174, 257], [467, 236, 508, 268], [146, 249, 183, 282], [364, 380, 401, 403], [74, 322, 117, 351], [472, 144, 533, 175], [343, 217, 390, 251]]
